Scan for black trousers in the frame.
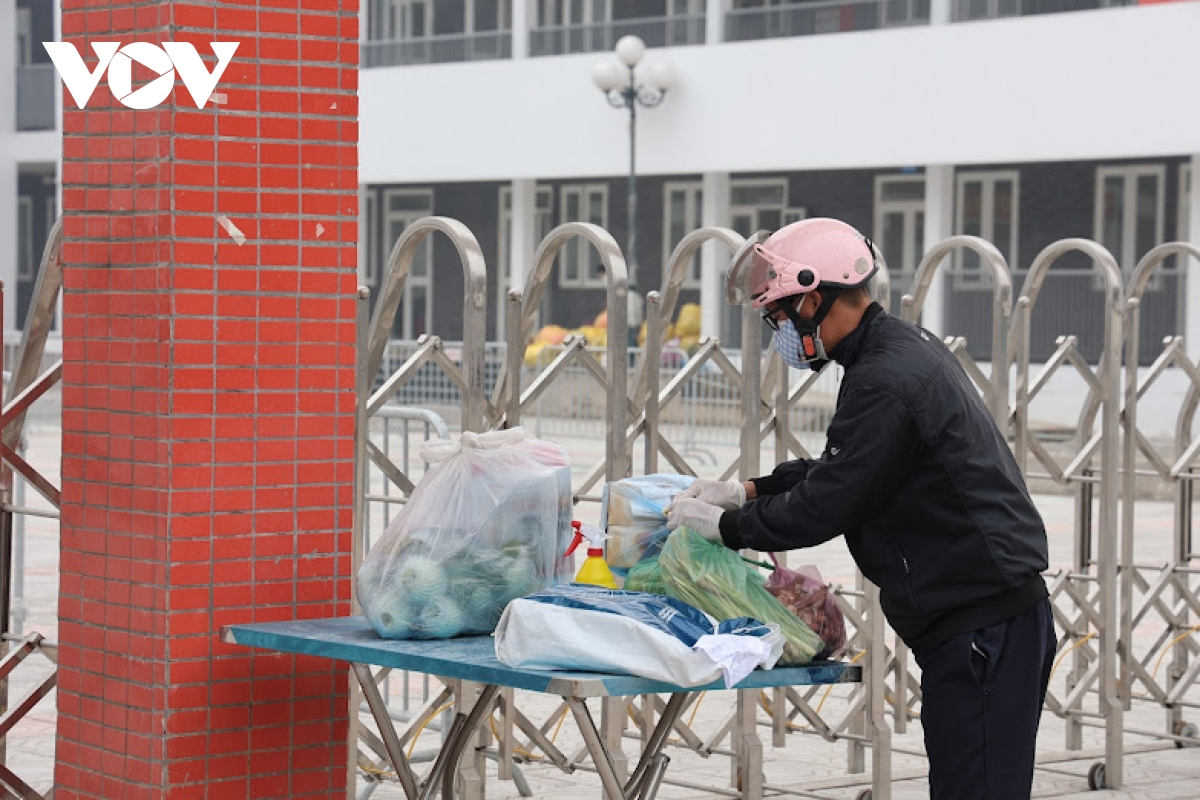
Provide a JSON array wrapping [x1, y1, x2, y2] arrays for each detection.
[[913, 598, 1056, 800]]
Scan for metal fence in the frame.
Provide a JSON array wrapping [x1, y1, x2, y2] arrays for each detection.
[[357, 2, 1138, 69], [362, 30, 512, 68], [353, 214, 1200, 799], [725, 0, 930, 43], [951, 0, 1135, 23], [4, 213, 1198, 799], [529, 14, 706, 58]]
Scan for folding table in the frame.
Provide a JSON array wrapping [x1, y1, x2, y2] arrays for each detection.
[[222, 616, 861, 800]]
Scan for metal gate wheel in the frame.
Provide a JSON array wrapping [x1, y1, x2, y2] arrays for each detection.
[[1173, 720, 1198, 749], [854, 791, 873, 800], [1087, 762, 1107, 791]]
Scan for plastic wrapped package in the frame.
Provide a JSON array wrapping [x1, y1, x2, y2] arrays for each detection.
[[763, 555, 847, 659], [357, 428, 574, 639], [657, 528, 825, 666], [495, 584, 784, 688], [600, 474, 694, 569]]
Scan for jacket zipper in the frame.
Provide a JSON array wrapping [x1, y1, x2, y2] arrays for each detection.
[[897, 544, 923, 615]]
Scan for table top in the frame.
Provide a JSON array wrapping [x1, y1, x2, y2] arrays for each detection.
[[222, 616, 862, 698]]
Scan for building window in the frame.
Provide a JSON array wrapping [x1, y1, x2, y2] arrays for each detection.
[[18, 197, 34, 281], [956, 170, 1018, 287], [470, 0, 513, 32], [558, 184, 608, 288], [874, 175, 925, 279], [498, 184, 554, 314], [370, 0, 433, 40], [663, 182, 704, 288], [1179, 163, 1191, 243], [381, 188, 434, 339], [364, 192, 377, 285], [17, 8, 33, 65], [1095, 164, 1165, 284], [729, 179, 789, 237]]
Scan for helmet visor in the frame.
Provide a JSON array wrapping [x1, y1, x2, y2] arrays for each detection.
[[725, 230, 773, 305]]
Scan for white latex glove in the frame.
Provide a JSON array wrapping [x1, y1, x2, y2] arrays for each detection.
[[682, 478, 746, 510], [665, 498, 724, 543]]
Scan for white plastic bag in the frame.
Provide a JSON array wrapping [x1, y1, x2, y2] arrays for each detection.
[[358, 428, 573, 639], [495, 585, 784, 689]]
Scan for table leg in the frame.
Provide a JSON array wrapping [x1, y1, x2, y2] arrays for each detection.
[[600, 696, 629, 800], [501, 695, 573, 772], [497, 687, 514, 781], [353, 663, 421, 800], [735, 688, 762, 800], [435, 684, 501, 800], [454, 680, 488, 800], [638, 694, 655, 750], [568, 693, 689, 800]]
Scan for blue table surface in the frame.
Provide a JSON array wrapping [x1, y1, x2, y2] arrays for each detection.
[[223, 616, 861, 698]]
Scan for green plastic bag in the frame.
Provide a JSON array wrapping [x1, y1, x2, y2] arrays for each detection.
[[624, 556, 670, 596], [658, 528, 825, 665]]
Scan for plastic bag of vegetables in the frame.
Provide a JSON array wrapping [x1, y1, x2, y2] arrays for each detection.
[[357, 428, 573, 639], [657, 528, 825, 665], [624, 555, 670, 596], [764, 554, 847, 660]]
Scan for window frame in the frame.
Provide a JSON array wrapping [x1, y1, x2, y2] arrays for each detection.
[[364, 191, 378, 284], [557, 183, 609, 289], [498, 184, 554, 327], [873, 174, 926, 280], [1179, 163, 1191, 243], [954, 170, 1019, 289], [729, 177, 789, 234], [371, 0, 434, 41], [380, 187, 435, 339], [16, 8, 33, 65], [1094, 163, 1166, 288], [662, 181, 704, 289], [18, 197, 34, 281]]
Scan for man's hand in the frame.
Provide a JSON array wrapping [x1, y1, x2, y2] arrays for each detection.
[[665, 498, 724, 543], [673, 478, 746, 510]]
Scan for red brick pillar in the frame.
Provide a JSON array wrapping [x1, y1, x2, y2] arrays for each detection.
[[55, 2, 359, 797]]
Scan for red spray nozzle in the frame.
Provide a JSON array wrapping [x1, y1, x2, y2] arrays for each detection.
[[564, 521, 585, 557], [564, 520, 609, 557]]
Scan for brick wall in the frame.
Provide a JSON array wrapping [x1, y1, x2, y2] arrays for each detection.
[[55, 2, 359, 797]]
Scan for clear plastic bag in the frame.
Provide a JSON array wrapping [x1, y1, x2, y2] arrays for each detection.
[[600, 474, 694, 569], [357, 428, 573, 639], [763, 554, 847, 660]]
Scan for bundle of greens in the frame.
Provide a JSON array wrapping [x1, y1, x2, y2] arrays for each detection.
[[657, 527, 825, 665], [624, 555, 670, 596]]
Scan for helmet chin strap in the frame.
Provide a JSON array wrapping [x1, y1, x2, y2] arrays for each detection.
[[780, 289, 840, 368]]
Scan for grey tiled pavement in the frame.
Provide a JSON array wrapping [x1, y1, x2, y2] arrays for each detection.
[[5, 424, 1200, 799]]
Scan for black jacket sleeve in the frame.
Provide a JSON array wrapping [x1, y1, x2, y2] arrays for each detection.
[[751, 459, 813, 497], [721, 381, 919, 552]]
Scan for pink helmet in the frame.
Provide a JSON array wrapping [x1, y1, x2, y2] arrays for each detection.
[[726, 218, 878, 308]]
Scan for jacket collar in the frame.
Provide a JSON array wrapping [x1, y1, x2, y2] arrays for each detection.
[[829, 301, 885, 369]]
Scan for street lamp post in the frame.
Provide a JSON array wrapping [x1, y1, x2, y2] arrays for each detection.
[[592, 36, 676, 343]]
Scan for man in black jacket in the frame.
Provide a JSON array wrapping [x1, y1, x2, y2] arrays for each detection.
[[666, 218, 1055, 799]]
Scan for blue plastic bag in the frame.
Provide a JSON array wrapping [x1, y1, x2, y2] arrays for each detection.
[[495, 584, 784, 688]]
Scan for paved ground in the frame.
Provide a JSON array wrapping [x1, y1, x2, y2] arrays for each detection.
[[4, 420, 1199, 799]]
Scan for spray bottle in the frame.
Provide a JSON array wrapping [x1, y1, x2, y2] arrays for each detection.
[[563, 521, 619, 589]]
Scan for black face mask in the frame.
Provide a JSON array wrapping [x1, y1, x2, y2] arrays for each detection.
[[778, 289, 840, 371]]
